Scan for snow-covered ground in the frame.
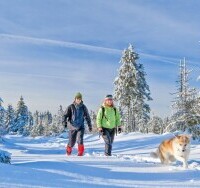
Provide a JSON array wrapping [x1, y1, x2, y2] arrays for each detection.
[[0, 132, 200, 188]]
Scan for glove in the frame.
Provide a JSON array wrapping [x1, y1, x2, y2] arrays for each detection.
[[118, 127, 122, 134], [63, 121, 67, 128], [89, 126, 92, 132], [98, 128, 103, 135]]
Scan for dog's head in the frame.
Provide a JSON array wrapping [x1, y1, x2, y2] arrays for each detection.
[[174, 135, 190, 152]]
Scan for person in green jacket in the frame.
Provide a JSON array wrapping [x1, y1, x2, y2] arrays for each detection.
[[96, 94, 122, 156]]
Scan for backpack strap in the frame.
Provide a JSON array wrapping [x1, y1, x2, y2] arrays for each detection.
[[113, 107, 116, 116], [101, 106, 108, 124], [113, 107, 118, 136], [101, 106, 104, 117]]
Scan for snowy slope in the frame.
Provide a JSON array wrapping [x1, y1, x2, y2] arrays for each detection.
[[0, 133, 200, 188]]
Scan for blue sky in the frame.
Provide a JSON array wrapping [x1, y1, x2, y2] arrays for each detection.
[[0, 0, 200, 117]]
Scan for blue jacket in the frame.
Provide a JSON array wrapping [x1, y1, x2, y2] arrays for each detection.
[[63, 102, 92, 130]]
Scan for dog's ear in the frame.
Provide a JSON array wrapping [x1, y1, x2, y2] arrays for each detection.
[[176, 135, 181, 139], [185, 134, 192, 139], [173, 133, 179, 138]]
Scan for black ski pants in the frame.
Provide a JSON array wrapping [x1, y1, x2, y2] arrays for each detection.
[[102, 128, 115, 156], [68, 128, 84, 147]]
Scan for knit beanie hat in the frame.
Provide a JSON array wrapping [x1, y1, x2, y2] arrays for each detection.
[[105, 94, 113, 100], [75, 92, 82, 99]]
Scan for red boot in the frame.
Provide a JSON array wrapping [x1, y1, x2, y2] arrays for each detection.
[[66, 145, 72, 156], [78, 144, 84, 156]]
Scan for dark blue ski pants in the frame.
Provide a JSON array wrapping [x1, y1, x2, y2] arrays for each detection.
[[68, 128, 84, 147]]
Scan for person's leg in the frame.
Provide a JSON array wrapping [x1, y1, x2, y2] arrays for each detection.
[[102, 128, 112, 156], [66, 130, 77, 155], [77, 128, 85, 156], [110, 128, 115, 144]]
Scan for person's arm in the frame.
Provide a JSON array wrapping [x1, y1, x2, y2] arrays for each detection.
[[116, 108, 121, 127], [62, 105, 71, 128], [83, 105, 92, 129], [96, 108, 103, 128], [116, 108, 123, 133]]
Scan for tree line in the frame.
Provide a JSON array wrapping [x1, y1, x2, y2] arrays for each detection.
[[0, 97, 65, 137], [0, 44, 200, 139]]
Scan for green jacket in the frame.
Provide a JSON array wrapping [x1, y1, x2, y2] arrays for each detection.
[[96, 106, 121, 129]]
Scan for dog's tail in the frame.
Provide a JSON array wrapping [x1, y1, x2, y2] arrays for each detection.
[[150, 150, 159, 158]]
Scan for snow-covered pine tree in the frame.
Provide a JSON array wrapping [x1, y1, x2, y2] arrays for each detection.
[[44, 106, 63, 137], [56, 105, 65, 133], [33, 111, 39, 126], [114, 44, 138, 132], [166, 58, 200, 135], [5, 104, 15, 134], [0, 149, 11, 164], [31, 119, 44, 137], [28, 111, 34, 127], [0, 98, 11, 163], [46, 111, 53, 125], [31, 111, 40, 137], [23, 111, 34, 136], [186, 90, 200, 139], [49, 114, 60, 136], [14, 96, 29, 134], [163, 117, 170, 132], [36, 112, 46, 136], [0, 98, 6, 135], [134, 63, 152, 132], [147, 115, 164, 134], [0, 98, 3, 105], [89, 110, 97, 133], [31, 110, 56, 137], [114, 44, 152, 132]]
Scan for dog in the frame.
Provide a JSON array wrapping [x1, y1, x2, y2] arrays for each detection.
[[150, 135, 191, 168]]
